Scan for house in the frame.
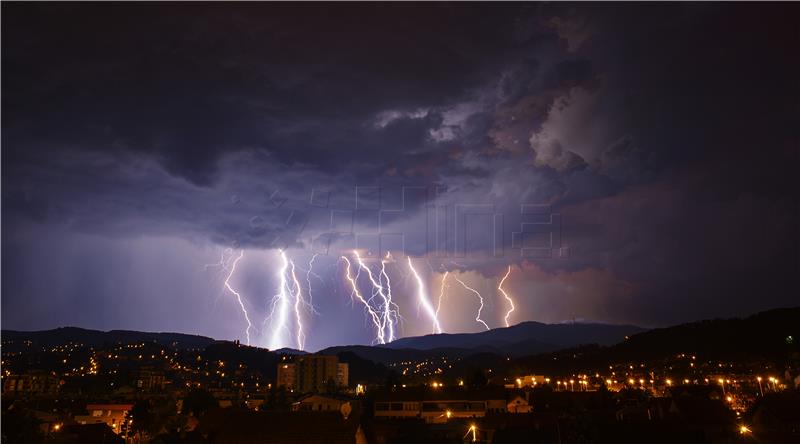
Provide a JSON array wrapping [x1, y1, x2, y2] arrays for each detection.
[[73, 403, 133, 434], [292, 393, 355, 413], [2, 371, 61, 396], [373, 387, 509, 423], [506, 396, 532, 413]]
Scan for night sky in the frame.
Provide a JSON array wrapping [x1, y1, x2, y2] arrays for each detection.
[[2, 3, 798, 351]]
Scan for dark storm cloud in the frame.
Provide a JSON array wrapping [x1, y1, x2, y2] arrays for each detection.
[[2, 2, 799, 339]]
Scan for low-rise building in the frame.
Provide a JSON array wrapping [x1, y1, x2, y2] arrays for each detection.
[[2, 371, 60, 396], [374, 387, 511, 423], [135, 366, 166, 391], [74, 403, 133, 434], [292, 394, 355, 413]]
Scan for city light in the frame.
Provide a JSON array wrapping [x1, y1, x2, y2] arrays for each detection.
[[739, 425, 751, 435]]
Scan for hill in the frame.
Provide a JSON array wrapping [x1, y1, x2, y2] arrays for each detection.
[[385, 321, 645, 356], [511, 307, 800, 374], [1, 327, 216, 351]]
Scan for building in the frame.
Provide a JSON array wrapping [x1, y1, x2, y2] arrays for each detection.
[[507, 396, 532, 413], [292, 394, 355, 414], [373, 387, 509, 423], [74, 403, 133, 434], [277, 354, 348, 393], [518, 375, 547, 387], [278, 362, 297, 389], [135, 366, 166, 391], [2, 371, 61, 396]]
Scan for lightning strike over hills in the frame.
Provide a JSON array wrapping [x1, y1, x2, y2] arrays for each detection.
[[267, 250, 292, 350], [498, 266, 515, 327], [380, 252, 401, 341], [305, 253, 319, 308], [407, 256, 443, 334], [288, 258, 306, 350], [352, 250, 400, 342], [454, 275, 490, 331], [436, 271, 449, 319], [222, 250, 253, 345], [341, 255, 386, 344]]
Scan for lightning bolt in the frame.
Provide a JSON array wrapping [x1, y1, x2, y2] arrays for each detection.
[[407, 256, 443, 334], [223, 250, 253, 345], [380, 252, 402, 341], [267, 250, 292, 350], [498, 266, 515, 327], [353, 250, 401, 342], [265, 250, 313, 351], [341, 256, 386, 344], [454, 275, 490, 331], [288, 258, 306, 350], [436, 271, 449, 319], [305, 253, 319, 307]]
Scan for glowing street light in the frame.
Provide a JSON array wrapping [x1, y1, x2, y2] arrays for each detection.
[[756, 377, 764, 397], [739, 425, 751, 435], [465, 425, 477, 442]]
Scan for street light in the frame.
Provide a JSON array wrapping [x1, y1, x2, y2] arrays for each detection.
[[718, 378, 726, 395], [467, 425, 477, 442], [739, 425, 751, 435], [756, 377, 764, 397]]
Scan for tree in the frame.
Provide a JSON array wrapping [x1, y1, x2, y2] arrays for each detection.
[[467, 369, 488, 388], [183, 388, 217, 417], [1, 407, 44, 444], [126, 400, 153, 441]]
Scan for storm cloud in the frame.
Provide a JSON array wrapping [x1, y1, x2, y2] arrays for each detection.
[[2, 3, 798, 349]]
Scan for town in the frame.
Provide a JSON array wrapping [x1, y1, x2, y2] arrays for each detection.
[[2, 309, 799, 443]]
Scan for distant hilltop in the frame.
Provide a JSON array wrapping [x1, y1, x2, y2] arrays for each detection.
[[3, 307, 798, 363], [385, 320, 646, 356], [1, 327, 216, 352]]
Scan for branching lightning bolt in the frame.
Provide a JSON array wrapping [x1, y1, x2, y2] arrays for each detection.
[[436, 271, 449, 319], [341, 256, 386, 344], [380, 252, 403, 339], [353, 250, 401, 342], [454, 275, 490, 331], [305, 253, 320, 308], [223, 250, 253, 345], [498, 265, 515, 327], [265, 250, 313, 351], [267, 251, 292, 350], [288, 258, 306, 350], [407, 256, 443, 334]]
